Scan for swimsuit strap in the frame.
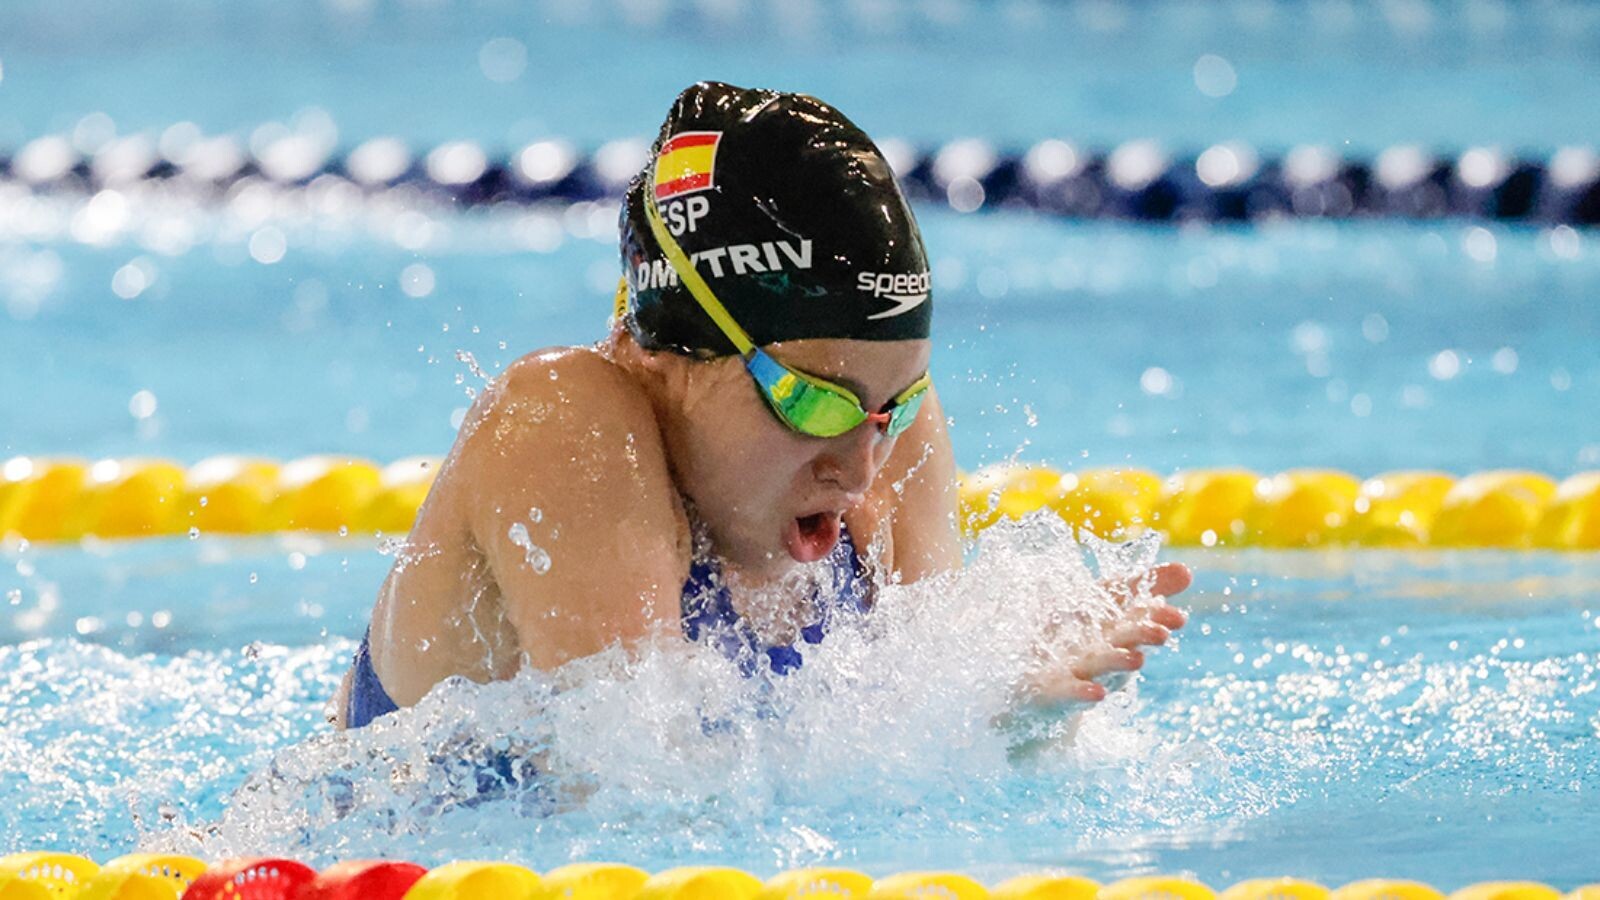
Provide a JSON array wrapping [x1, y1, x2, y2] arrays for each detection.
[[346, 628, 401, 728], [681, 524, 870, 676]]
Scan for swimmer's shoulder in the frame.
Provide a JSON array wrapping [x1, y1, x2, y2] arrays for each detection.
[[500, 344, 649, 407], [453, 343, 670, 500], [443, 345, 690, 667]]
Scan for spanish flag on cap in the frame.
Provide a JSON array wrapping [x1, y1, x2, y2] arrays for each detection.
[[654, 131, 722, 200]]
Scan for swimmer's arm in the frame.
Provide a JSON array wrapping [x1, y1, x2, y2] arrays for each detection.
[[461, 353, 690, 670], [882, 385, 962, 583]]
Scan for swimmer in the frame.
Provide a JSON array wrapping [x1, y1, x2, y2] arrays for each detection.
[[333, 81, 1190, 731]]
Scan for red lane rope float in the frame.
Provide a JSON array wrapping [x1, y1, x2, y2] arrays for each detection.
[[295, 861, 428, 900], [180, 858, 317, 900]]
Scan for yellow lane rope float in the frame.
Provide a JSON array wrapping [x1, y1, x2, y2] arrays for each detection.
[[0, 855, 1595, 900], [2, 455, 1599, 550]]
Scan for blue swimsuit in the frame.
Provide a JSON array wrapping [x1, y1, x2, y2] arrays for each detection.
[[346, 526, 870, 728]]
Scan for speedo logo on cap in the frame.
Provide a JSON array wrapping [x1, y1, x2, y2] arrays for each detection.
[[654, 132, 721, 201], [859, 271, 931, 320]]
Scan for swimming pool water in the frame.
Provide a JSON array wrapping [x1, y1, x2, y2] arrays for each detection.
[[2, 534, 1597, 887], [2, 213, 1596, 473], [4, 0, 1600, 151]]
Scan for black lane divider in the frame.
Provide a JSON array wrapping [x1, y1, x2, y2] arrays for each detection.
[[3, 135, 1597, 224]]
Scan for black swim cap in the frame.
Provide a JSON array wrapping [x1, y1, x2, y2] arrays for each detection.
[[619, 82, 932, 357]]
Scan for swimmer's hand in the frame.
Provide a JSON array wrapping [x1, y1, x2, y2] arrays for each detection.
[[998, 562, 1190, 758], [1023, 561, 1191, 706]]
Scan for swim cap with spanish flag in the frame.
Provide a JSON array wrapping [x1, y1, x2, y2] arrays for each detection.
[[619, 81, 932, 357]]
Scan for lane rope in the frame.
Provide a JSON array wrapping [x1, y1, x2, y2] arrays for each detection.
[[2, 455, 1598, 549], [0, 853, 1593, 900], [4, 133, 1598, 224]]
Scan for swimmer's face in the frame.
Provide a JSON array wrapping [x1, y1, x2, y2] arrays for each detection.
[[667, 338, 932, 579]]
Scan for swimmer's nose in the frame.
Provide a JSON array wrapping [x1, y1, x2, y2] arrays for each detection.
[[814, 421, 882, 495]]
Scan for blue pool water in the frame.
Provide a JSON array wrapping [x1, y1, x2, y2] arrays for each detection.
[[3, 214, 1596, 473], [2, 535, 1597, 887], [4, 0, 1600, 150], [3, 0, 1600, 890]]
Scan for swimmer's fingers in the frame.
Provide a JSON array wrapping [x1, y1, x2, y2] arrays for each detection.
[[1025, 669, 1107, 706], [1107, 619, 1171, 650], [1148, 602, 1187, 630], [1105, 562, 1193, 605], [1069, 646, 1145, 682], [1093, 596, 1186, 646]]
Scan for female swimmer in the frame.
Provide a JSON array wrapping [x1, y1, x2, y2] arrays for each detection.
[[333, 81, 1190, 730]]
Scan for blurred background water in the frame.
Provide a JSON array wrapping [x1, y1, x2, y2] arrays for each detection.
[[4, 0, 1600, 148]]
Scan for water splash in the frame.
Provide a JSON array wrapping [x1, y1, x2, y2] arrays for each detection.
[[158, 515, 1238, 867], [454, 349, 490, 400], [5, 526, 1596, 884]]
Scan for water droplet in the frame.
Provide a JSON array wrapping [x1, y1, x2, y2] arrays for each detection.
[[187, 526, 199, 539], [507, 522, 552, 575], [529, 507, 543, 523], [338, 525, 349, 537], [248, 572, 259, 584], [198, 495, 209, 507], [456, 349, 490, 384], [6, 589, 21, 606]]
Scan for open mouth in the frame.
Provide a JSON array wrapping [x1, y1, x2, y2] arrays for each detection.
[[783, 510, 843, 563]]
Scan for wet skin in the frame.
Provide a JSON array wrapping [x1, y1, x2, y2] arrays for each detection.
[[334, 330, 1189, 726]]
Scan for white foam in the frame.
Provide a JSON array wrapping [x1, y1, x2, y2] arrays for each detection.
[[172, 517, 1220, 863]]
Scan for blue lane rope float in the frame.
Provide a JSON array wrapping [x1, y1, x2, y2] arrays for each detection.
[[3, 456, 1600, 550], [2, 132, 1598, 224]]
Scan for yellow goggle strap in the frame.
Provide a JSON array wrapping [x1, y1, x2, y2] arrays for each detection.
[[640, 182, 757, 358]]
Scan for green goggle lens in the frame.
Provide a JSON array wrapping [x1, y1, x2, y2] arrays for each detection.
[[748, 350, 929, 439], [884, 383, 928, 435]]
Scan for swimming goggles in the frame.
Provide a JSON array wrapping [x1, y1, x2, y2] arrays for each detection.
[[638, 188, 931, 439]]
